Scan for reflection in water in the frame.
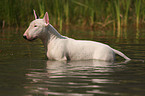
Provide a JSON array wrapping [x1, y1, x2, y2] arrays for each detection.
[[25, 60, 126, 96], [1, 29, 145, 96]]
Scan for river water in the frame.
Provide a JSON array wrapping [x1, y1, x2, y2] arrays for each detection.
[[0, 29, 145, 96]]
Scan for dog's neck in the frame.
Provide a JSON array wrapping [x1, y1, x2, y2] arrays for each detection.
[[40, 24, 66, 50], [47, 24, 65, 39]]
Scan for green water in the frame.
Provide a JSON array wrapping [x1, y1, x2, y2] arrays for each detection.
[[0, 29, 145, 96]]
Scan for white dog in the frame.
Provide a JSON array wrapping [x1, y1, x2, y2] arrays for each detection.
[[23, 10, 131, 62]]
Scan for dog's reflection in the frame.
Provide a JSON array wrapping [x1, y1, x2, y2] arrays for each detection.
[[25, 60, 126, 95], [46, 60, 114, 75]]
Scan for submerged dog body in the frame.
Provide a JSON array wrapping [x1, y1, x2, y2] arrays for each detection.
[[23, 11, 131, 61]]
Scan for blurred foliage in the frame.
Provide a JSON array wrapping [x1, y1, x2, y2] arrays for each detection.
[[0, 0, 145, 30]]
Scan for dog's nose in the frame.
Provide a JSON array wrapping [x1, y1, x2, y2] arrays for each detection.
[[23, 35, 27, 39]]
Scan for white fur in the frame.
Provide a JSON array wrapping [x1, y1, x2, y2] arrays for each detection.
[[23, 12, 131, 62]]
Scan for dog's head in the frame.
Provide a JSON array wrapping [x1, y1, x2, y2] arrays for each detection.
[[23, 10, 49, 41]]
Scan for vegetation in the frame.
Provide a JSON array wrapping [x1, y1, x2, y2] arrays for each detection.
[[0, 0, 145, 31]]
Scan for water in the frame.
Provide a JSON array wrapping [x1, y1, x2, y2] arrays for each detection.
[[0, 29, 145, 96]]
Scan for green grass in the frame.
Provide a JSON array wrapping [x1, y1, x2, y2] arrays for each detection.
[[135, 0, 142, 29], [114, 0, 121, 37], [0, 0, 145, 32], [122, 0, 131, 27]]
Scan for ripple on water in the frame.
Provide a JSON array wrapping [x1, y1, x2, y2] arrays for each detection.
[[25, 60, 132, 96]]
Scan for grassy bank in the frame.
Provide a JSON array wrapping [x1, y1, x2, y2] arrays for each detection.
[[0, 0, 145, 31]]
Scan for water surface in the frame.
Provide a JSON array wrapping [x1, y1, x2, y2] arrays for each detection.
[[0, 29, 145, 96]]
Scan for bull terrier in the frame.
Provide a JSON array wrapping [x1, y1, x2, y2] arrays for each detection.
[[23, 10, 131, 62]]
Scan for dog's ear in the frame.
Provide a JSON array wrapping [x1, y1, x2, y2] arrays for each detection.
[[33, 10, 39, 19], [43, 12, 49, 26]]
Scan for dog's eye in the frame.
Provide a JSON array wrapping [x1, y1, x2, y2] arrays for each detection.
[[34, 25, 37, 27]]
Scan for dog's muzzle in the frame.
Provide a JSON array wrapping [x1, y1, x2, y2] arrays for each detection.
[[23, 35, 27, 39], [23, 35, 37, 41]]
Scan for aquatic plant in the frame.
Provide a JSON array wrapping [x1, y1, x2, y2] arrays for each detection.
[[122, 0, 131, 27], [114, 0, 121, 37], [0, 0, 145, 33], [135, 0, 141, 29], [38, 0, 45, 18]]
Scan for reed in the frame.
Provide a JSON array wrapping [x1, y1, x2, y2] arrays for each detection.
[[57, 0, 63, 32], [88, 0, 95, 27], [64, 0, 69, 25], [72, 0, 89, 26], [114, 0, 121, 37], [0, 0, 145, 33], [135, 0, 141, 29], [3, 0, 11, 26], [122, 0, 131, 27], [38, 0, 45, 18]]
